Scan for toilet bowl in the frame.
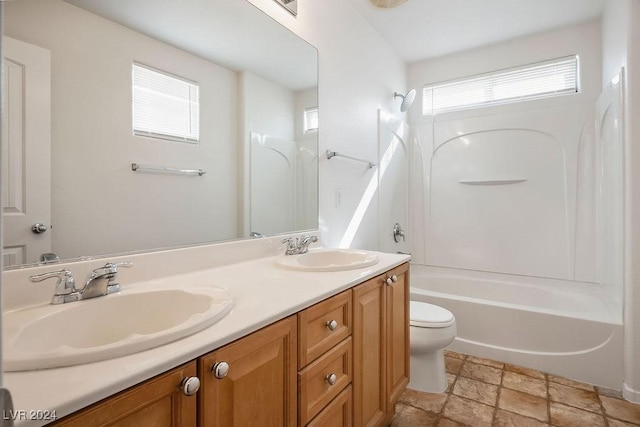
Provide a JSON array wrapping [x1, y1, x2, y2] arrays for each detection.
[[409, 300, 457, 393]]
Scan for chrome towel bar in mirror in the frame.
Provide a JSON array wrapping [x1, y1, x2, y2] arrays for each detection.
[[131, 163, 206, 177]]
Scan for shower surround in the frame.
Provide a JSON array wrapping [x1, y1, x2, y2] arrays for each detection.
[[407, 74, 624, 388]]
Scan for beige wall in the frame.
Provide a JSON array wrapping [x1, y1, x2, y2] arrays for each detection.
[[5, 0, 239, 259]]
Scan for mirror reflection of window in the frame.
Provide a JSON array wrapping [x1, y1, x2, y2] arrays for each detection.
[[132, 63, 200, 143], [304, 107, 319, 133]]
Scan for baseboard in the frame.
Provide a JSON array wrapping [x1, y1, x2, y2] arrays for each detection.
[[623, 382, 640, 403]]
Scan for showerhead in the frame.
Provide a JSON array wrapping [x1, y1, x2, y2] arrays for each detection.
[[370, 0, 407, 8], [394, 89, 416, 113]]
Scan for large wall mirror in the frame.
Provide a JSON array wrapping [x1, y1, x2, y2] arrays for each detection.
[[2, 0, 318, 268]]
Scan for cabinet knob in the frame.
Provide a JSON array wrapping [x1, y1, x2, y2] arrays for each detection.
[[325, 373, 337, 386], [181, 376, 200, 396], [325, 319, 338, 331], [385, 275, 398, 286], [212, 361, 230, 379]]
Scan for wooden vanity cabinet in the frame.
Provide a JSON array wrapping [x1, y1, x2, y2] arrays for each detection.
[[49, 263, 408, 427], [353, 263, 409, 426], [198, 315, 297, 427], [52, 361, 197, 427]]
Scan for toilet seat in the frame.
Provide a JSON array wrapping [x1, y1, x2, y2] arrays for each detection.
[[410, 301, 455, 328]]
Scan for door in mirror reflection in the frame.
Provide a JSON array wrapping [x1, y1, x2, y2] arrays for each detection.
[[2, 37, 52, 267]]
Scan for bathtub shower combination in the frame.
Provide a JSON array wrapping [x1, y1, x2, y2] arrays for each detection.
[[407, 74, 625, 389], [410, 266, 622, 388]]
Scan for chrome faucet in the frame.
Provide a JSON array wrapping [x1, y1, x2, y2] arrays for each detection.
[[281, 235, 318, 255], [29, 261, 134, 305]]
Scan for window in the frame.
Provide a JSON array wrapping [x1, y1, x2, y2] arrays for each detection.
[[304, 107, 319, 133], [132, 63, 200, 143], [423, 55, 578, 116]]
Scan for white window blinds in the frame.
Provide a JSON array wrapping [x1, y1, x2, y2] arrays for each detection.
[[132, 63, 200, 143], [423, 55, 578, 116], [304, 107, 319, 133]]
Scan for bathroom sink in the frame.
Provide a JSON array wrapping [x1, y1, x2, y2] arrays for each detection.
[[275, 248, 379, 272], [3, 286, 233, 371]]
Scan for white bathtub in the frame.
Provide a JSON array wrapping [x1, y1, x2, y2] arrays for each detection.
[[410, 265, 623, 389]]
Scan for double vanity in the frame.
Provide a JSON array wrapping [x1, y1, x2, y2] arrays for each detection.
[[2, 237, 410, 426]]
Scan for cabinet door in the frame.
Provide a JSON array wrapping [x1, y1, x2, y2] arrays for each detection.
[[352, 276, 386, 427], [385, 263, 410, 420], [53, 362, 197, 427], [199, 316, 297, 427]]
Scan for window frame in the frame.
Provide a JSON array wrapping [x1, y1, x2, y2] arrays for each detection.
[[132, 62, 200, 144], [422, 55, 579, 116]]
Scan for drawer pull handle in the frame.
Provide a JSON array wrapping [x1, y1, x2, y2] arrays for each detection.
[[212, 361, 230, 379], [326, 319, 338, 331], [325, 373, 337, 386], [181, 376, 201, 396]]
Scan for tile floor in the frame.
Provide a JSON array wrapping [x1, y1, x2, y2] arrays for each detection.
[[392, 350, 640, 427]]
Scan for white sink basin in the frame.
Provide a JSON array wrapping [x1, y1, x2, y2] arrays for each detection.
[[3, 286, 233, 371], [275, 248, 379, 272]]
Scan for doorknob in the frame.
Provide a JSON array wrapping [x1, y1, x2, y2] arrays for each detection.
[[31, 223, 48, 234]]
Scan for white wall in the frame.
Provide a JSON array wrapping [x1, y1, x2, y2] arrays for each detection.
[[5, 0, 239, 260], [626, 2, 640, 401], [611, 0, 640, 404], [248, 0, 407, 250], [601, 0, 640, 403], [602, 0, 628, 86]]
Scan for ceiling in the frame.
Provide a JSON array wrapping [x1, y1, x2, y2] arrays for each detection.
[[63, 0, 317, 90], [347, 0, 606, 63]]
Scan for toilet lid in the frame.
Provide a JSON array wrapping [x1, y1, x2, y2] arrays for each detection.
[[410, 301, 455, 328]]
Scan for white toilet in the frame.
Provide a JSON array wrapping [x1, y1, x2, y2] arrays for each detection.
[[409, 300, 457, 393]]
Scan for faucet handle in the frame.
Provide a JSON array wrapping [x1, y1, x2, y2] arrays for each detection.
[[89, 261, 134, 276], [29, 269, 76, 294], [29, 269, 79, 304], [99, 261, 134, 294], [281, 237, 299, 255], [104, 261, 134, 271]]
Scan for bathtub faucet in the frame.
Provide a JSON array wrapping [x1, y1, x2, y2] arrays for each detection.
[[393, 223, 406, 243]]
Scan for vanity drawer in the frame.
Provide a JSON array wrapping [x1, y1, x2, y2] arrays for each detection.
[[298, 290, 352, 367], [307, 385, 352, 427], [298, 337, 352, 425]]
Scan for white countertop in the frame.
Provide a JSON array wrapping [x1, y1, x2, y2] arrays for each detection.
[[4, 250, 409, 426]]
